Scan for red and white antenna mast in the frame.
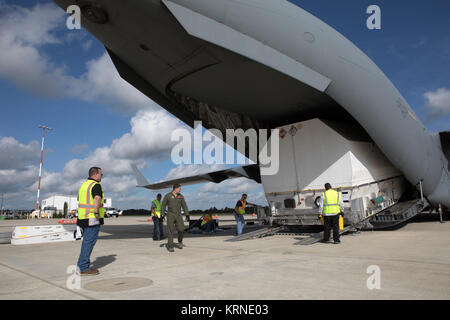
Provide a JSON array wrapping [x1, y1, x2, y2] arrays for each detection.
[[36, 125, 52, 217]]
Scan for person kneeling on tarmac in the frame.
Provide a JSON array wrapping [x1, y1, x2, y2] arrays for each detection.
[[200, 213, 218, 233]]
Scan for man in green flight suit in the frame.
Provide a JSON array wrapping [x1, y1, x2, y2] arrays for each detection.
[[160, 183, 190, 252]]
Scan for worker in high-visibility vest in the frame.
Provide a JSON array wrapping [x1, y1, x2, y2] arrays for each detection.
[[233, 194, 256, 236], [318, 183, 344, 244], [151, 194, 164, 241], [76, 167, 105, 276], [200, 213, 216, 233]]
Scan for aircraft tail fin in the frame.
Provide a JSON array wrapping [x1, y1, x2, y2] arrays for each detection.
[[131, 164, 151, 187]]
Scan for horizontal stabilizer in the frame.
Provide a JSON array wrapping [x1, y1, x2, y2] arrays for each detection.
[[137, 164, 261, 190]]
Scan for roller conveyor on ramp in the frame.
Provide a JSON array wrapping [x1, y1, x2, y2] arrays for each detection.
[[225, 227, 284, 242], [295, 199, 427, 245], [226, 199, 427, 244]]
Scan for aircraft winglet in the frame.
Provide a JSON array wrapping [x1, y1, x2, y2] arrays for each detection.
[[131, 164, 150, 187]]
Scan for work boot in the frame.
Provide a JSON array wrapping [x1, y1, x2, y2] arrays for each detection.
[[166, 245, 174, 252], [178, 243, 185, 249], [80, 269, 99, 276], [334, 240, 341, 244]]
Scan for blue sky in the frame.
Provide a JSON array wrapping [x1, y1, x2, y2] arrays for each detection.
[[0, 0, 449, 210]]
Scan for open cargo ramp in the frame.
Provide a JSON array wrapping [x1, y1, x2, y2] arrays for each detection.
[[295, 199, 427, 245]]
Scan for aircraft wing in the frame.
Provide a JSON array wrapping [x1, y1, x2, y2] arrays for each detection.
[[132, 164, 261, 190]]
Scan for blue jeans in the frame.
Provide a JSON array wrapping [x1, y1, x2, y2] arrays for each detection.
[[153, 216, 164, 240], [233, 212, 245, 235], [77, 225, 100, 272], [201, 221, 214, 233]]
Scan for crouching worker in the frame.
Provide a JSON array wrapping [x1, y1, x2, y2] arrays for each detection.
[[200, 213, 217, 233]]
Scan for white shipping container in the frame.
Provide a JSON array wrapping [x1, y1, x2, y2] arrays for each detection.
[[262, 118, 407, 225]]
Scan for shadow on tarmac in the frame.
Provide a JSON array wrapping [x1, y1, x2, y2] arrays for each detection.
[[92, 254, 117, 269], [97, 222, 265, 240]]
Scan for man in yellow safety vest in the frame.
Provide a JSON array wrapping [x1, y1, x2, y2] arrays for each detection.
[[319, 183, 344, 244], [233, 194, 256, 236], [76, 167, 105, 276], [151, 193, 164, 240]]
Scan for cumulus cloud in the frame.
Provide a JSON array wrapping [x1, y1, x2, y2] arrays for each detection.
[[67, 53, 157, 113], [63, 110, 185, 181], [424, 88, 450, 116], [0, 166, 38, 194], [110, 110, 185, 160], [0, 2, 72, 97], [0, 136, 40, 170], [0, 110, 188, 208], [0, 2, 157, 112]]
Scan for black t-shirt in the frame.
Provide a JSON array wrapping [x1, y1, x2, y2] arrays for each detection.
[[90, 179, 102, 198]]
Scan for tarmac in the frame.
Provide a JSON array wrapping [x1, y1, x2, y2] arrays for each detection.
[[0, 214, 449, 300]]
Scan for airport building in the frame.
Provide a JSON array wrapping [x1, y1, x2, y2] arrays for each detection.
[[41, 195, 112, 213]]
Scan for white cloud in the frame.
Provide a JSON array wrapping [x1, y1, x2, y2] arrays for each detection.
[[0, 2, 63, 46], [424, 88, 450, 115], [0, 2, 72, 97], [67, 53, 157, 113], [0, 165, 37, 194], [0, 110, 188, 208], [0, 3, 157, 112], [0, 136, 40, 170], [110, 109, 185, 160]]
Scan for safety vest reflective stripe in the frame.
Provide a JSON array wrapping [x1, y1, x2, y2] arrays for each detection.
[[322, 190, 341, 215], [78, 180, 105, 220], [78, 204, 104, 209], [238, 200, 246, 214], [78, 180, 96, 209]]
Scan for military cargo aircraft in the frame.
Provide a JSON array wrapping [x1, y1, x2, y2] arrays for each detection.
[[54, 0, 449, 229]]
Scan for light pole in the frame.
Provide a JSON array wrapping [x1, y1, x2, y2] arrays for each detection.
[[36, 125, 52, 218]]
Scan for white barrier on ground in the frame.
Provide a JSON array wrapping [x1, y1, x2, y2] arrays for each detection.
[[11, 225, 77, 245]]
